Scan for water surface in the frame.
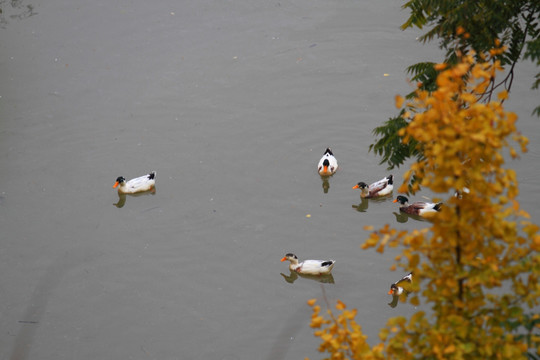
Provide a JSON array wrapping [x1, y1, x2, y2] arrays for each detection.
[[1, 0, 539, 359]]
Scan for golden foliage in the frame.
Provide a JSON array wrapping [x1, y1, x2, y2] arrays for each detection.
[[308, 51, 540, 359], [306, 299, 383, 360]]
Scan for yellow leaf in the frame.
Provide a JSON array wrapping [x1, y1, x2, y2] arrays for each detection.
[[379, 328, 389, 341], [461, 93, 477, 104], [533, 235, 540, 250], [498, 90, 508, 100], [395, 95, 404, 109], [310, 316, 324, 328], [444, 344, 456, 354], [398, 183, 409, 193], [434, 63, 447, 71], [336, 300, 346, 310], [453, 63, 469, 77], [510, 148, 518, 158], [307, 298, 317, 306]]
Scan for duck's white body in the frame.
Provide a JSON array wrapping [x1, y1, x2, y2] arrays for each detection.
[[353, 175, 393, 198], [388, 272, 412, 295], [394, 195, 442, 216], [113, 171, 156, 194], [318, 148, 338, 176], [281, 253, 335, 275]]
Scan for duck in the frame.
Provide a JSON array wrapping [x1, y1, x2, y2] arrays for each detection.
[[352, 175, 393, 198], [281, 253, 335, 275], [113, 171, 156, 194], [388, 272, 413, 295], [317, 148, 338, 176], [393, 195, 442, 216]]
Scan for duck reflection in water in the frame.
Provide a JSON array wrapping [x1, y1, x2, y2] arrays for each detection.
[[393, 211, 430, 223], [388, 294, 401, 308], [114, 189, 156, 208], [352, 197, 369, 212], [352, 196, 392, 213], [320, 176, 330, 194], [280, 271, 335, 284]]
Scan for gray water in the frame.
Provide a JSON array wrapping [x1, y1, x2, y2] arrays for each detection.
[[1, 0, 539, 359]]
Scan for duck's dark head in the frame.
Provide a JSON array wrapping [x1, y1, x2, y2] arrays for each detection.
[[281, 253, 298, 262], [394, 195, 409, 205], [388, 284, 400, 295], [352, 182, 368, 190], [113, 176, 126, 188]]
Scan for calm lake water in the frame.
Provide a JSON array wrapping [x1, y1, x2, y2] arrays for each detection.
[[1, 0, 538, 359]]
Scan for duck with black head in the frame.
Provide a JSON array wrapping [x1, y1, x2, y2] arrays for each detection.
[[113, 171, 156, 194], [353, 174, 394, 198], [281, 253, 335, 275], [317, 148, 338, 176], [393, 195, 442, 217]]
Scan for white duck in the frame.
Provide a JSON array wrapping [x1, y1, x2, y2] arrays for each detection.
[[317, 148, 338, 176], [352, 175, 394, 198], [388, 272, 413, 295], [281, 253, 335, 275], [113, 171, 156, 194], [393, 195, 442, 216]]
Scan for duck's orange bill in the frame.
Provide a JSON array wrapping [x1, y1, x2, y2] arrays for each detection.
[[113, 182, 119, 188], [388, 289, 393, 295], [393, 199, 398, 203], [323, 165, 328, 173], [280, 257, 287, 262], [352, 184, 359, 189]]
